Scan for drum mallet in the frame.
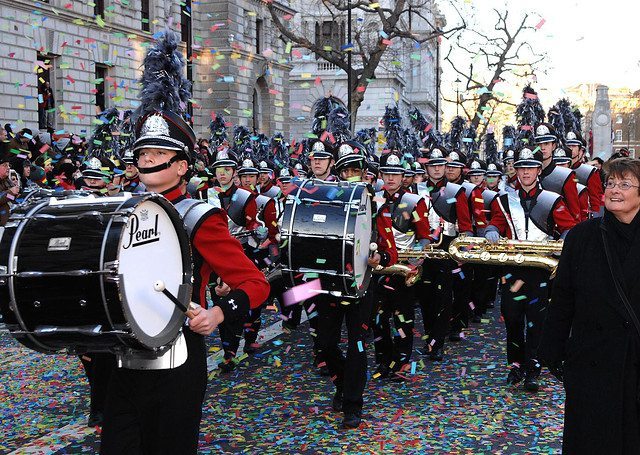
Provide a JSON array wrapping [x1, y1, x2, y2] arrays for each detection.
[[153, 280, 189, 313]]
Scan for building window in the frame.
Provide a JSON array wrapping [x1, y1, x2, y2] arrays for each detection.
[[315, 20, 345, 58], [37, 53, 56, 130], [94, 0, 105, 17], [616, 114, 623, 124], [256, 19, 263, 54], [95, 64, 109, 113], [615, 129, 623, 142], [181, 0, 191, 43], [141, 0, 150, 32]]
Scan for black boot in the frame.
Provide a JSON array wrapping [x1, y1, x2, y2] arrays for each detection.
[[341, 410, 362, 429], [332, 388, 343, 412], [218, 359, 236, 374], [506, 365, 524, 385], [524, 363, 541, 392], [389, 366, 408, 383], [373, 364, 390, 379], [429, 347, 444, 361], [87, 410, 104, 427]]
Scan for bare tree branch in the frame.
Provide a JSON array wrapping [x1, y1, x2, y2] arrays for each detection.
[[267, 0, 466, 126], [443, 8, 545, 133]]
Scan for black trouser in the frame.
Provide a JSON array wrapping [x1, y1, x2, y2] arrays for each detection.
[[100, 330, 207, 455], [500, 267, 549, 369], [418, 259, 454, 352], [80, 352, 116, 415], [243, 304, 263, 345], [373, 275, 415, 369], [282, 296, 322, 365], [316, 291, 373, 414], [471, 264, 499, 317], [450, 263, 473, 333]]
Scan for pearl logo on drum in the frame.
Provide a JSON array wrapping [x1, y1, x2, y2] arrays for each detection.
[[47, 237, 72, 251], [123, 213, 161, 249]]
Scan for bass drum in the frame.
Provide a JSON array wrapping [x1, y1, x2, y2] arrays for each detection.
[[280, 180, 373, 299], [0, 192, 192, 354]]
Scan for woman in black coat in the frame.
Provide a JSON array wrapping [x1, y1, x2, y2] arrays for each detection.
[[539, 157, 640, 454]]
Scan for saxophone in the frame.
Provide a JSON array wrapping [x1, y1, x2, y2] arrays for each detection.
[[448, 236, 563, 278], [373, 235, 451, 286]]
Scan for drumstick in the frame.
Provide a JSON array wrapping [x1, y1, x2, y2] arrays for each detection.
[[153, 280, 189, 313]]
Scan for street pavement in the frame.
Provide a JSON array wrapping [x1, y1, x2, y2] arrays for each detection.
[[0, 304, 564, 454]]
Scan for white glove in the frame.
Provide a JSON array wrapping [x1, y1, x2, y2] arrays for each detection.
[[485, 230, 500, 244]]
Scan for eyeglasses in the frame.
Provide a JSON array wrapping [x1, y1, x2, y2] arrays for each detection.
[[605, 181, 640, 191]]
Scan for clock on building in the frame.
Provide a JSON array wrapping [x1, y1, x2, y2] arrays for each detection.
[[596, 112, 610, 126]]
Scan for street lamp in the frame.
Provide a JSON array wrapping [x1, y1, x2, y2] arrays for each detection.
[[454, 77, 461, 116]]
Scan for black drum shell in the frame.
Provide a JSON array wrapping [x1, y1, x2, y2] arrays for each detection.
[[0, 193, 192, 354], [280, 180, 373, 299]]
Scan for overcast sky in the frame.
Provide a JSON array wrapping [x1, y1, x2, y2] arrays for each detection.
[[438, 0, 640, 101]]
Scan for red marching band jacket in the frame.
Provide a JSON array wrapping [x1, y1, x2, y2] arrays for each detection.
[[163, 186, 270, 319]]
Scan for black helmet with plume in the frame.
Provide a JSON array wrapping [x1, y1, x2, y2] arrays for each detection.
[[515, 84, 545, 148], [311, 96, 344, 138], [483, 127, 499, 165], [209, 113, 228, 151], [132, 30, 196, 166], [327, 105, 352, 144], [382, 105, 404, 151]]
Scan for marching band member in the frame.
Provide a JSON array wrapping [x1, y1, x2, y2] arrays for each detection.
[[372, 151, 432, 381], [446, 150, 481, 340], [566, 130, 604, 217], [486, 162, 503, 192], [401, 160, 416, 191], [315, 140, 397, 429], [100, 32, 269, 455], [419, 147, 473, 360], [484, 147, 576, 392], [534, 123, 581, 221], [238, 156, 280, 353], [554, 148, 589, 222], [503, 149, 518, 190], [207, 150, 262, 372], [77, 155, 118, 427], [121, 149, 145, 193], [465, 158, 498, 322], [309, 140, 337, 181]]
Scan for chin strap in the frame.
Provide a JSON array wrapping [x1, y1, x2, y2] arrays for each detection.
[[138, 155, 181, 174]]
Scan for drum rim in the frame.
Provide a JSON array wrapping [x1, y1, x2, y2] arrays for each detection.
[[6, 199, 60, 353], [351, 184, 374, 296], [109, 193, 193, 350]]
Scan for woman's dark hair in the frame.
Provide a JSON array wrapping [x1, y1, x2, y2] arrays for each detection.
[[604, 158, 640, 194]]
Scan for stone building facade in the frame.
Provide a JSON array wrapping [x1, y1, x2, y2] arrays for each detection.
[[0, 0, 293, 139], [287, 0, 445, 141]]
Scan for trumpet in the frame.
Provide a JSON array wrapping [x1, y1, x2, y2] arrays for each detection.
[[448, 236, 563, 278]]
